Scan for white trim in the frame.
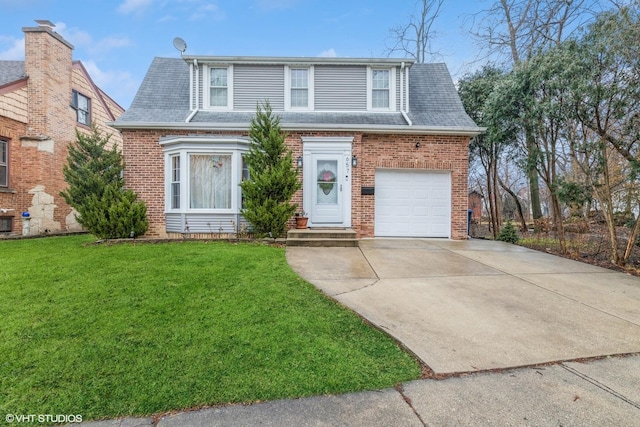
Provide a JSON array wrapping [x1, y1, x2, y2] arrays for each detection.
[[203, 65, 234, 110], [405, 64, 410, 113], [184, 55, 415, 67], [366, 66, 396, 111], [189, 61, 194, 111], [113, 121, 485, 136], [284, 65, 314, 111], [302, 137, 353, 228], [161, 136, 250, 215]]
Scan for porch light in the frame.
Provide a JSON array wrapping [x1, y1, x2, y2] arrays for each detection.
[[297, 156, 303, 168], [352, 155, 358, 167]]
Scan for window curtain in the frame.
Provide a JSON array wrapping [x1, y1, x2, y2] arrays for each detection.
[[190, 155, 232, 209]]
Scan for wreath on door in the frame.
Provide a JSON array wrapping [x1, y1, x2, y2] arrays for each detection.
[[318, 169, 336, 195]]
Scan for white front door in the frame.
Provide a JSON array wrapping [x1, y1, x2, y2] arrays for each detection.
[[311, 154, 343, 224], [302, 137, 353, 228]]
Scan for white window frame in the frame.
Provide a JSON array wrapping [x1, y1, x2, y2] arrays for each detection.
[[204, 65, 234, 110], [162, 138, 250, 214], [170, 154, 180, 209], [0, 139, 8, 187], [285, 65, 314, 110], [367, 67, 396, 111]]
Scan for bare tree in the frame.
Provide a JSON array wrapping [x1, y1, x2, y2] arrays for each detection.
[[385, 0, 445, 63], [467, 0, 601, 222]]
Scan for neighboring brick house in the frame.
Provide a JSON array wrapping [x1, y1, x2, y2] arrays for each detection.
[[112, 55, 481, 239], [0, 20, 124, 236]]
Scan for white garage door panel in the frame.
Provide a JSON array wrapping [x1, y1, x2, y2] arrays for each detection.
[[375, 170, 451, 237]]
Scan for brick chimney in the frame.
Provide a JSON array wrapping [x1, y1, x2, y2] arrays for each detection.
[[22, 20, 74, 140]]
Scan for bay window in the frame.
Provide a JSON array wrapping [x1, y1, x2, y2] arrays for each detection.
[[162, 136, 250, 220], [189, 154, 232, 209]]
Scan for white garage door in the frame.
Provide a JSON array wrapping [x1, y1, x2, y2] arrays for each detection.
[[375, 169, 451, 237]]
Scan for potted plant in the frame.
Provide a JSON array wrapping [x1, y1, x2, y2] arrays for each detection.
[[295, 211, 308, 229]]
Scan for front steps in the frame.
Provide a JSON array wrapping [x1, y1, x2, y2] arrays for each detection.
[[286, 228, 358, 247]]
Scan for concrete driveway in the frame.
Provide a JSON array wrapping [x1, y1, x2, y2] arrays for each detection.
[[286, 238, 640, 374]]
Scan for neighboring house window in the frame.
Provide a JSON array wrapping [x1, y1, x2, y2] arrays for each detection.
[[170, 155, 180, 209], [208, 67, 233, 108], [190, 154, 232, 209], [0, 139, 7, 187], [0, 216, 12, 233], [371, 69, 390, 109], [72, 90, 91, 125]]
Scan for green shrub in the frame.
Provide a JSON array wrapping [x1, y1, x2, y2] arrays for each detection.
[[61, 126, 149, 239], [81, 184, 149, 239], [240, 102, 301, 237], [497, 221, 520, 243]]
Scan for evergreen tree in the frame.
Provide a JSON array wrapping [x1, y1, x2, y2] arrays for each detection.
[[497, 221, 519, 244], [240, 102, 301, 237], [61, 126, 148, 239]]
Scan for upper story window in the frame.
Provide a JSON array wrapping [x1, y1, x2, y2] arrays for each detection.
[[291, 68, 308, 107], [207, 66, 233, 108], [285, 66, 314, 110], [368, 67, 396, 111], [371, 69, 390, 109], [0, 139, 7, 187], [71, 90, 91, 126]]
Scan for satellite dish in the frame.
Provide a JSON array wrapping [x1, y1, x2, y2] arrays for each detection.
[[173, 37, 187, 54]]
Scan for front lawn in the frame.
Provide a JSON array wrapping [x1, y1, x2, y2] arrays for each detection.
[[0, 236, 419, 423]]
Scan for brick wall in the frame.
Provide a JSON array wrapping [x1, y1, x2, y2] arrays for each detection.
[[0, 23, 125, 235], [0, 116, 27, 234], [123, 128, 470, 240]]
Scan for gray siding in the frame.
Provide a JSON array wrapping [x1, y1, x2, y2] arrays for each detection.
[[314, 65, 367, 111], [234, 65, 285, 110], [166, 213, 250, 234]]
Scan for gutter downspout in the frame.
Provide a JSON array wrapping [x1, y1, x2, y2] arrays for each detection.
[[185, 59, 199, 123], [400, 62, 413, 126]]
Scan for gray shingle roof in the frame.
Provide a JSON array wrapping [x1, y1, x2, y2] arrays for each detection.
[[0, 61, 26, 86], [115, 57, 480, 133]]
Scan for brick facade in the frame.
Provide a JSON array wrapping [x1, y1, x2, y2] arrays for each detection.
[[0, 21, 124, 235], [122, 128, 470, 240]]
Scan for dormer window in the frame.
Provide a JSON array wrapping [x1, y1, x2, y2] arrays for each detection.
[[285, 66, 314, 110], [207, 66, 233, 109], [291, 68, 308, 107], [71, 90, 91, 125], [367, 67, 396, 111]]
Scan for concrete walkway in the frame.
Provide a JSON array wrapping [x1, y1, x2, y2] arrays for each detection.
[[77, 239, 640, 426], [286, 238, 640, 373]]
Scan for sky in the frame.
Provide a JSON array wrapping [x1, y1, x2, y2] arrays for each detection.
[[0, 0, 488, 109]]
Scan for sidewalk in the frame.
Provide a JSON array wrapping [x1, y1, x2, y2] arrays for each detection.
[[79, 354, 640, 426]]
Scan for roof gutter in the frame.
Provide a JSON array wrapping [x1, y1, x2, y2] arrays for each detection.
[[185, 58, 199, 123], [400, 62, 412, 126], [109, 121, 485, 136]]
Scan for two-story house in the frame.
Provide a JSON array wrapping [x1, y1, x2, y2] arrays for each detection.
[[0, 20, 124, 236], [113, 54, 481, 240]]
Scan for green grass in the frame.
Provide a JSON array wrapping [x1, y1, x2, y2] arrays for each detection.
[[0, 236, 420, 423]]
